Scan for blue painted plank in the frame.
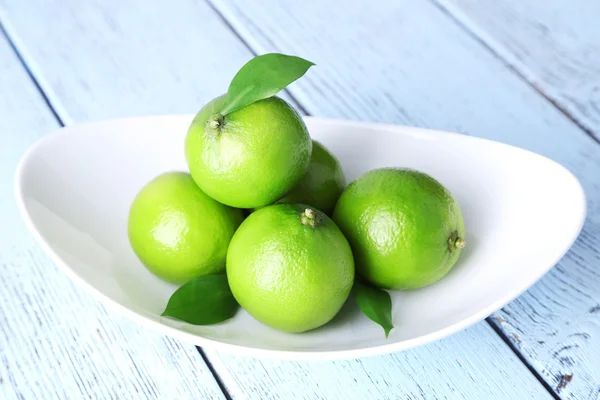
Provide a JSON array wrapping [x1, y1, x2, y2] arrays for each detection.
[[205, 0, 600, 397], [0, 32, 224, 400], [0, 0, 256, 123], [0, 0, 554, 399], [205, 322, 551, 400], [433, 0, 600, 141]]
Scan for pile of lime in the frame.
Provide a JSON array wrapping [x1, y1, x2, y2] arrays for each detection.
[[128, 54, 466, 337]]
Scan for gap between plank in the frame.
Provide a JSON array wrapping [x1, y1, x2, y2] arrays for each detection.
[[203, 0, 309, 116], [429, 0, 600, 146], [203, 1, 565, 398], [0, 20, 65, 126], [197, 347, 234, 400], [486, 317, 560, 399]]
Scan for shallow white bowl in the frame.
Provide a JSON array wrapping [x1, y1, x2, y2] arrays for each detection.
[[15, 116, 586, 360]]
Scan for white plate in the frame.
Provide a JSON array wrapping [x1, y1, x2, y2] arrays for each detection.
[[15, 116, 586, 360]]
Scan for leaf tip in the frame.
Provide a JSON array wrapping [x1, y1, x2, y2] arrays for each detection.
[[384, 325, 394, 339]]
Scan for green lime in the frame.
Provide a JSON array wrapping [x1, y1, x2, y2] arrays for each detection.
[[128, 172, 244, 284], [333, 168, 465, 290], [276, 140, 346, 216], [185, 95, 312, 208], [227, 204, 355, 332]]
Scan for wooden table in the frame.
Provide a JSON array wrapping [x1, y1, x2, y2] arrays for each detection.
[[1, 1, 598, 398]]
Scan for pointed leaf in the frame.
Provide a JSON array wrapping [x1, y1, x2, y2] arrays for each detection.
[[162, 274, 238, 325], [353, 280, 394, 338], [220, 53, 315, 115]]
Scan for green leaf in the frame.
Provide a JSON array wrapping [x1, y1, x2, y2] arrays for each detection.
[[162, 274, 239, 325], [353, 280, 394, 338], [220, 53, 315, 115]]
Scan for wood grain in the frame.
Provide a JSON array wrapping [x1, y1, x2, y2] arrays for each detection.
[[205, 322, 552, 400], [0, 33, 224, 400], [432, 0, 600, 141], [0, 0, 255, 123], [204, 0, 600, 397], [0, 0, 556, 399]]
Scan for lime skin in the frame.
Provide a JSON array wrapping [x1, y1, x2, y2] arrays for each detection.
[[333, 168, 466, 290], [185, 95, 312, 209], [128, 172, 244, 284], [226, 204, 355, 333], [277, 140, 346, 216]]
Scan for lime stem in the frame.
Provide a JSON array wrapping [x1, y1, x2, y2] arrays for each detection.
[[300, 208, 319, 228], [205, 113, 224, 137], [447, 231, 465, 252]]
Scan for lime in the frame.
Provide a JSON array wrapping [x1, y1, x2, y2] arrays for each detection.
[[185, 95, 312, 208], [333, 168, 465, 290], [276, 140, 346, 216], [227, 204, 355, 332], [128, 172, 244, 284]]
